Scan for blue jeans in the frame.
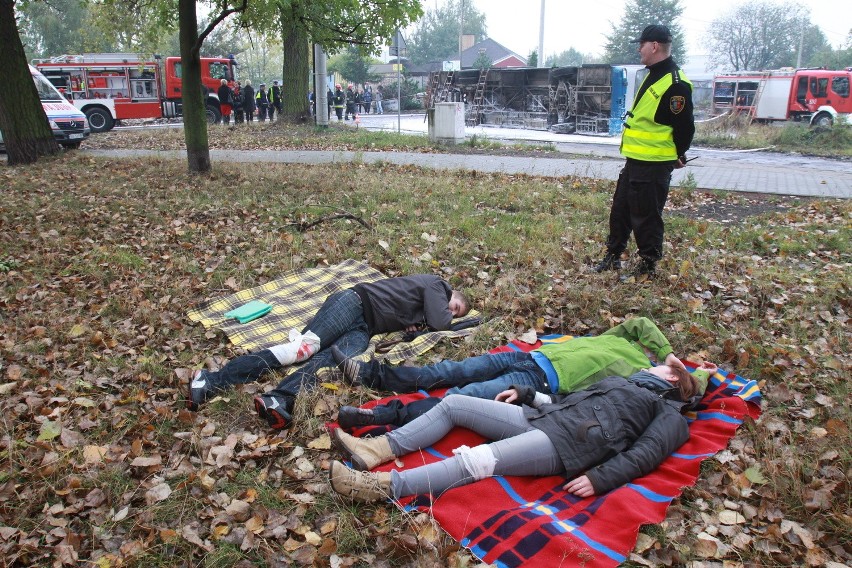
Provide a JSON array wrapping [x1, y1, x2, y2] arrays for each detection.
[[202, 289, 369, 409], [364, 351, 548, 399]]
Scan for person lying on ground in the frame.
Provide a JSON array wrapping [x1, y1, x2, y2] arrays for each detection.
[[328, 364, 703, 503], [187, 274, 470, 429], [331, 317, 714, 430]]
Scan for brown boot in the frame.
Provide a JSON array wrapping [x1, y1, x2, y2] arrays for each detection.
[[329, 460, 391, 503], [332, 428, 395, 471]]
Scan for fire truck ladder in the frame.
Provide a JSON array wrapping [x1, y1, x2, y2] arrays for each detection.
[[34, 53, 146, 65], [747, 71, 772, 124], [466, 68, 489, 126]]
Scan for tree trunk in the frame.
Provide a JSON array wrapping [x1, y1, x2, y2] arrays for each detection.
[[279, 3, 310, 123], [0, 0, 60, 165], [179, 0, 211, 173]]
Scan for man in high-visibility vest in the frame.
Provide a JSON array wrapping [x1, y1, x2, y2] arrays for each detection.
[[594, 25, 694, 281]]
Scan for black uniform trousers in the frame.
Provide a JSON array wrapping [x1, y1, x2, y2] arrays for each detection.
[[605, 159, 675, 262]]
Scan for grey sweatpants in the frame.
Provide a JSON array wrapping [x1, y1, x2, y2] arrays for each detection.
[[387, 394, 565, 500]]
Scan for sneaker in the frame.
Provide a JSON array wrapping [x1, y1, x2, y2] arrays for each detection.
[[329, 345, 364, 385], [593, 252, 622, 273], [253, 394, 293, 430], [337, 406, 377, 430], [187, 369, 214, 411]]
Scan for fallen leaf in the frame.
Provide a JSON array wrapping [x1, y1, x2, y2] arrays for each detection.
[[145, 483, 172, 504], [131, 456, 163, 467], [38, 420, 62, 441], [308, 434, 331, 450], [719, 510, 746, 525]]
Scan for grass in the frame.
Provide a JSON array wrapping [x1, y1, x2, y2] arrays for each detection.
[[694, 114, 852, 157], [1, 129, 850, 566]]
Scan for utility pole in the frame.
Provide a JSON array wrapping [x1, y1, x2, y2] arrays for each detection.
[[458, 0, 464, 67], [796, 22, 805, 68], [538, 0, 545, 67], [397, 29, 402, 133], [314, 44, 328, 127]]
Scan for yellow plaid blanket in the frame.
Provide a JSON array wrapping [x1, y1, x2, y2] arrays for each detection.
[[187, 259, 479, 365]]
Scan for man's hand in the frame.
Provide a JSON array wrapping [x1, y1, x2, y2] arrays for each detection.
[[495, 389, 520, 404], [405, 324, 419, 333], [563, 475, 596, 497], [664, 353, 687, 372]]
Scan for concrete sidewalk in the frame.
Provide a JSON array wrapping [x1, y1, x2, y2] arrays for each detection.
[[87, 112, 852, 199]]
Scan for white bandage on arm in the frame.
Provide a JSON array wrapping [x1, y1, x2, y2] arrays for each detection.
[[532, 391, 552, 408], [452, 445, 498, 481]]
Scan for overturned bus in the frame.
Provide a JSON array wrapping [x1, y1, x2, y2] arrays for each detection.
[[427, 64, 647, 136]]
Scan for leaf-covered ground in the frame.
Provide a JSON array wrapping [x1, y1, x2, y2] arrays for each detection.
[[0, 126, 850, 567]]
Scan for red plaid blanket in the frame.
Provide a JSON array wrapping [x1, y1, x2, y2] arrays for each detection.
[[348, 336, 762, 567]]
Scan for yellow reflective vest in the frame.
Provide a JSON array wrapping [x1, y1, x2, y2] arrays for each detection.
[[621, 70, 692, 161]]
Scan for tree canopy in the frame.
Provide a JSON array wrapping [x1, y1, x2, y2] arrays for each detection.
[[235, 0, 420, 120], [546, 47, 594, 67], [407, 0, 487, 64], [327, 46, 381, 86], [603, 0, 686, 65], [706, 1, 831, 71]]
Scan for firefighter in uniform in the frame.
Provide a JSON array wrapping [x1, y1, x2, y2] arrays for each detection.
[[256, 84, 271, 121], [595, 25, 694, 280], [332, 84, 345, 121], [270, 80, 282, 120]]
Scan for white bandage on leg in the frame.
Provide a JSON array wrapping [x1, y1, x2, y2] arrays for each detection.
[[269, 329, 322, 365], [452, 444, 497, 481]]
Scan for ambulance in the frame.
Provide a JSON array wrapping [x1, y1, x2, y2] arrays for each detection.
[[0, 66, 89, 151]]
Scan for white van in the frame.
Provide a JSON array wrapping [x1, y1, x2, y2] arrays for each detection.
[[0, 65, 90, 151]]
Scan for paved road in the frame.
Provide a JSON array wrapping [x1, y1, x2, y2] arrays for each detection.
[[95, 113, 851, 199]]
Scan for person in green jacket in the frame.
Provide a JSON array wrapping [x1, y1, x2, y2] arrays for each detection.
[[331, 317, 716, 429]]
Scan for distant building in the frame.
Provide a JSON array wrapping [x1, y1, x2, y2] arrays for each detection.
[[461, 38, 527, 69]]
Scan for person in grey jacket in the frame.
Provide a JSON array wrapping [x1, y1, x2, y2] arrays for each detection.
[[188, 275, 470, 430], [328, 366, 700, 502]]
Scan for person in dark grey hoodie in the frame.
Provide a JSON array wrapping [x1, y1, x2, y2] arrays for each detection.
[[187, 275, 470, 430]]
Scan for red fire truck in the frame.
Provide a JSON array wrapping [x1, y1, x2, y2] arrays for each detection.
[[33, 53, 238, 132], [711, 67, 852, 126]]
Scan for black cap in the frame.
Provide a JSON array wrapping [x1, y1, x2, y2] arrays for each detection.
[[631, 25, 672, 43]]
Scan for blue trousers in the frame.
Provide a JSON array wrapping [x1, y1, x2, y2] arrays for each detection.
[[363, 350, 548, 400]]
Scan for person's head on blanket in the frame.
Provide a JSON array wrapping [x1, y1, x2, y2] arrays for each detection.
[[628, 364, 703, 405]]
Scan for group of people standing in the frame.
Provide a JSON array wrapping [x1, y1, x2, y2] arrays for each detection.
[[216, 78, 283, 125], [327, 83, 384, 121]]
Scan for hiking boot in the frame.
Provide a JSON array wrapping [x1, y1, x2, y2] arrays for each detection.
[[330, 345, 366, 386], [620, 258, 657, 283], [593, 252, 622, 273], [337, 406, 377, 430], [253, 394, 293, 430], [332, 428, 395, 470], [187, 369, 215, 411], [329, 460, 392, 503]]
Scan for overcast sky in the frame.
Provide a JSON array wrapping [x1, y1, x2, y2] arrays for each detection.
[[426, 0, 850, 63]]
